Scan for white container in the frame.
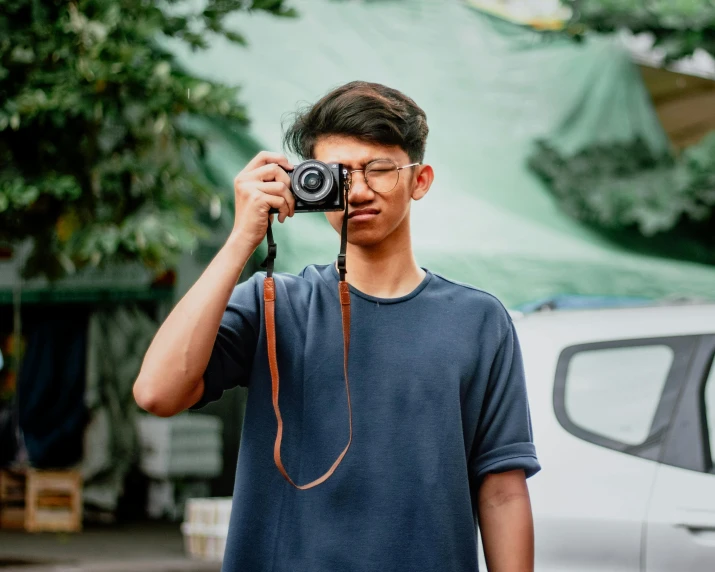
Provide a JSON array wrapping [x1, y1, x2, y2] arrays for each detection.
[[136, 413, 223, 479], [181, 497, 233, 562]]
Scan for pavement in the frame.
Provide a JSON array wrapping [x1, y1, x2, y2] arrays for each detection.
[[0, 521, 221, 572]]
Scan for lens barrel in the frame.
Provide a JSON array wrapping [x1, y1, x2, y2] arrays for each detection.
[[291, 161, 335, 203]]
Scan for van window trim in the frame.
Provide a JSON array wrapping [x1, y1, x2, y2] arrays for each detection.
[[553, 336, 698, 462], [660, 334, 715, 474]]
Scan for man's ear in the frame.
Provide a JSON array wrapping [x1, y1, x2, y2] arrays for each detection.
[[411, 164, 434, 201]]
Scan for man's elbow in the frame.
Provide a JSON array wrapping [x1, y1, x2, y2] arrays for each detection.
[[133, 376, 183, 417], [480, 470, 530, 509]]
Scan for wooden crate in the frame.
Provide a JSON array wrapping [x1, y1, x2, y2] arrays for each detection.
[[0, 469, 26, 529], [0, 468, 82, 532]]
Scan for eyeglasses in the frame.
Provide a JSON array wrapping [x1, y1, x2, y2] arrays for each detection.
[[345, 159, 420, 194]]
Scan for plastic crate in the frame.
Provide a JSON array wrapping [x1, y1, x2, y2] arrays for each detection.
[[136, 414, 223, 479], [181, 497, 233, 562]]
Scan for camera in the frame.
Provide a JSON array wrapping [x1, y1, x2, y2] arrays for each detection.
[[285, 160, 348, 213]]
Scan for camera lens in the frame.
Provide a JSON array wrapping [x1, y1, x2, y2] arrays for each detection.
[[302, 170, 324, 192], [291, 160, 335, 205]]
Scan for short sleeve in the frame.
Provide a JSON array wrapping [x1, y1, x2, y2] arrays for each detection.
[[190, 274, 261, 409], [469, 321, 541, 482]]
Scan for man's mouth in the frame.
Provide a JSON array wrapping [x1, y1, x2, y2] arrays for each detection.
[[348, 208, 380, 220]]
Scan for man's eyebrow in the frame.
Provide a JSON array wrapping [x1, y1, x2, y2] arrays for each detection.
[[330, 157, 394, 169]]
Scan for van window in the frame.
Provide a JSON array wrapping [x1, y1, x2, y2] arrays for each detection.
[[704, 356, 715, 466], [564, 345, 674, 445]]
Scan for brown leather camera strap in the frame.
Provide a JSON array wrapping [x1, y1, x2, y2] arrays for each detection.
[[263, 277, 352, 490], [261, 192, 353, 489]]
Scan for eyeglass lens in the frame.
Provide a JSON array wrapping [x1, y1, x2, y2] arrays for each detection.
[[364, 160, 400, 194]]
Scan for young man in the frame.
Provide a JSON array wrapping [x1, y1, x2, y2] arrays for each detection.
[[134, 81, 540, 571]]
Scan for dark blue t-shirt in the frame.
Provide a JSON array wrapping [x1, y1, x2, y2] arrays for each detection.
[[194, 263, 540, 572]]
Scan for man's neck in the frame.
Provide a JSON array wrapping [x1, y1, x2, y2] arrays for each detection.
[[341, 234, 425, 300]]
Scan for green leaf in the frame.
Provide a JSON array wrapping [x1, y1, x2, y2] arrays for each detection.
[[563, 0, 715, 60], [529, 131, 715, 264], [0, 0, 295, 279]]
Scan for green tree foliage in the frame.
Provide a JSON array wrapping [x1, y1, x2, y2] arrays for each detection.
[[566, 0, 715, 61], [0, 0, 294, 279], [529, 133, 715, 265], [526, 2, 715, 265]]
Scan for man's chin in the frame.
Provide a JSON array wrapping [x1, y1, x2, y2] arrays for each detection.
[[344, 231, 385, 248]]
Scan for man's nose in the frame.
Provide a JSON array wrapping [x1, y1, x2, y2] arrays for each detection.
[[348, 172, 374, 203]]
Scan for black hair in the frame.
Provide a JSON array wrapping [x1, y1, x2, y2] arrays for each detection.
[[283, 81, 429, 163]]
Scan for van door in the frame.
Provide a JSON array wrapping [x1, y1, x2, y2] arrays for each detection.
[[519, 334, 695, 572], [646, 335, 715, 572]]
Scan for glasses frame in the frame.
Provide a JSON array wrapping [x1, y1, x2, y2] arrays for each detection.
[[344, 159, 420, 194]]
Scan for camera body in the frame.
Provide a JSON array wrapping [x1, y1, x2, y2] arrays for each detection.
[[287, 160, 347, 213]]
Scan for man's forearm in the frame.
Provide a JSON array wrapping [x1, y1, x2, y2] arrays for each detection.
[[478, 470, 534, 572], [133, 233, 255, 416]]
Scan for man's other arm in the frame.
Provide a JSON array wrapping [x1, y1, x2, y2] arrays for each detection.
[[479, 469, 534, 572]]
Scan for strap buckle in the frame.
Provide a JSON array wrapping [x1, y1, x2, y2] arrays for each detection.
[[337, 253, 347, 274], [261, 244, 277, 270]]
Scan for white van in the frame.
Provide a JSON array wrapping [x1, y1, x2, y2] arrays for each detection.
[[512, 301, 715, 571]]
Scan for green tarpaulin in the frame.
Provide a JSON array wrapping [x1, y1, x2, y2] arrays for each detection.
[[171, 0, 715, 307]]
